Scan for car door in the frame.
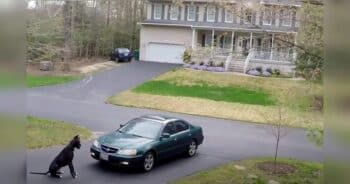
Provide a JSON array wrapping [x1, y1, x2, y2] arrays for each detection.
[[156, 122, 178, 159], [173, 121, 191, 152]]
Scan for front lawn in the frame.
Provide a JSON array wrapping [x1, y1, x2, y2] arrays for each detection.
[[172, 158, 323, 184], [27, 75, 79, 88], [134, 80, 274, 106], [108, 69, 323, 129], [27, 116, 92, 149]]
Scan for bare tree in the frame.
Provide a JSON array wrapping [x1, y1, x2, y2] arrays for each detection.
[[63, 0, 73, 71]]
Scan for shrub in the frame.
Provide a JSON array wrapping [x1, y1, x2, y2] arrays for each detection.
[[256, 66, 263, 73], [266, 68, 273, 74], [183, 49, 192, 63], [273, 69, 281, 76]]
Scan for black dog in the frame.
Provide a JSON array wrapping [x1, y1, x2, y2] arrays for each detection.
[[30, 135, 81, 178]]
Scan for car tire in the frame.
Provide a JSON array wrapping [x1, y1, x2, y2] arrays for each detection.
[[186, 139, 197, 157], [143, 152, 155, 172]]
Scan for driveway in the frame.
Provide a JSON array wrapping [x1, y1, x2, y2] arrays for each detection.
[[27, 61, 322, 184]]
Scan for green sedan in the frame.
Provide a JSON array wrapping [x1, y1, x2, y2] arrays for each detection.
[[90, 115, 204, 171]]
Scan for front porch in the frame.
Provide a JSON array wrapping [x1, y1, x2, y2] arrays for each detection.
[[190, 28, 297, 75], [192, 29, 296, 60]]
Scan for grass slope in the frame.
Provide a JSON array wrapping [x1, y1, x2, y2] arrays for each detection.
[[172, 158, 323, 184], [27, 116, 92, 149], [27, 75, 79, 87]]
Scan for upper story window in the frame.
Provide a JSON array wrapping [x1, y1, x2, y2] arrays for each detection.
[[243, 9, 253, 24], [225, 9, 234, 23], [170, 5, 179, 20], [207, 6, 216, 22], [281, 9, 292, 26], [263, 7, 273, 25], [187, 5, 196, 21], [154, 4, 162, 20]]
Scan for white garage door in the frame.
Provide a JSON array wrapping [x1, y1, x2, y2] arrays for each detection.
[[146, 43, 185, 64]]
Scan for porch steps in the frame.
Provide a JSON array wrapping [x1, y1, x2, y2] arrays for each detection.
[[228, 59, 245, 73]]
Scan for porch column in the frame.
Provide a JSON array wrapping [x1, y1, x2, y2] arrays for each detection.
[[231, 31, 235, 52], [211, 29, 215, 56], [211, 29, 215, 50], [270, 33, 275, 60], [192, 28, 196, 49], [249, 32, 253, 50], [293, 32, 298, 61]]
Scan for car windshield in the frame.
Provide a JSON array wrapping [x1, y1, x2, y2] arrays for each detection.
[[118, 48, 130, 54], [118, 118, 162, 139]]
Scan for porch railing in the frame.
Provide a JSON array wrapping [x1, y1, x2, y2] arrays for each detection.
[[251, 50, 294, 63]]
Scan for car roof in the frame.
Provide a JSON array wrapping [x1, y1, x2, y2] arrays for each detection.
[[139, 114, 182, 124]]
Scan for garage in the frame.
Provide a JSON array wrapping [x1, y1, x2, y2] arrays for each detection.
[[146, 43, 186, 64]]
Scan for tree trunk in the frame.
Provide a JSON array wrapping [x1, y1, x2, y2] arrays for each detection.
[[63, 0, 73, 71], [106, 0, 111, 27]]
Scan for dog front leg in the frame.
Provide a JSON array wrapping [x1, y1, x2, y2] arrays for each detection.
[[68, 162, 77, 178]]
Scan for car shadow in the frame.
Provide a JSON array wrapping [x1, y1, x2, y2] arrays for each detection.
[[88, 153, 198, 175]]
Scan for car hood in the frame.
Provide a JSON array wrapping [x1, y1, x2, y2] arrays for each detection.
[[98, 132, 154, 149]]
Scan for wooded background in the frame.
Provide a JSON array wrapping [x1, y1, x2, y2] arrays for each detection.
[[27, 0, 146, 63]]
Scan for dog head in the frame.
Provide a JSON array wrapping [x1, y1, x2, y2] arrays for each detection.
[[70, 135, 81, 149]]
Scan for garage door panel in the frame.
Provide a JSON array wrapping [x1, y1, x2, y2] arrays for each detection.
[[146, 43, 185, 64]]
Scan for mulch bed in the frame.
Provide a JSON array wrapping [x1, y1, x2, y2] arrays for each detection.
[[257, 161, 296, 175]]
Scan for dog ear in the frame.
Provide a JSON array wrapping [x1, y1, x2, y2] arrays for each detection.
[[74, 135, 80, 139]]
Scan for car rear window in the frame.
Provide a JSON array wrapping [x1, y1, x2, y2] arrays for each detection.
[[118, 48, 130, 54]]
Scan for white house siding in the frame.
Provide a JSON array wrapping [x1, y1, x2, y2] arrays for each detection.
[[139, 25, 193, 62], [147, 4, 152, 19]]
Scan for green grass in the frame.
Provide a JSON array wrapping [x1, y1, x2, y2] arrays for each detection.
[[27, 116, 92, 149], [172, 158, 323, 184], [133, 80, 275, 106], [27, 75, 79, 87]]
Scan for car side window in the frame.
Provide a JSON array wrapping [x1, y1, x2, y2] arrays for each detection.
[[163, 122, 177, 135], [174, 121, 189, 133]]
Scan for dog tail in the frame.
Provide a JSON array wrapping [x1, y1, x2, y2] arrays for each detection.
[[30, 171, 49, 175]]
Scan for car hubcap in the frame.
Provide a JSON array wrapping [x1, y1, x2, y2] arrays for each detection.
[[188, 141, 197, 156], [144, 154, 154, 171]]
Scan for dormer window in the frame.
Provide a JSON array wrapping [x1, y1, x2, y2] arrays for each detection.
[[225, 9, 234, 23], [187, 5, 196, 21], [154, 4, 162, 20], [281, 9, 292, 26], [263, 7, 273, 25], [170, 5, 179, 20], [207, 6, 216, 22]]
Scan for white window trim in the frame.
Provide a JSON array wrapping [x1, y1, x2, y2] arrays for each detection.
[[187, 5, 196, 21], [263, 8, 272, 25], [170, 5, 179, 20], [224, 9, 233, 23], [153, 3, 162, 20], [207, 6, 216, 22], [281, 10, 292, 27]]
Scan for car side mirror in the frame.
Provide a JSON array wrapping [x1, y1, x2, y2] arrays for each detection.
[[120, 124, 125, 128], [160, 133, 170, 140]]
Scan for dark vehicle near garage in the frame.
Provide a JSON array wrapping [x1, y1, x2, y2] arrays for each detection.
[[90, 115, 204, 172], [110, 48, 133, 62]]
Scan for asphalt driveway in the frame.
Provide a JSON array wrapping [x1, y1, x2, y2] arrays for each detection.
[[27, 61, 322, 184]]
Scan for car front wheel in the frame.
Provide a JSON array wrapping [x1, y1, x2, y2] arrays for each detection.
[[143, 152, 155, 172], [186, 140, 197, 157]]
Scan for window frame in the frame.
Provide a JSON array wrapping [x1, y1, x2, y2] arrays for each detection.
[[207, 5, 216, 22], [153, 3, 162, 20], [224, 9, 234, 23], [162, 122, 177, 135], [281, 9, 292, 27], [243, 9, 253, 24], [169, 5, 179, 20], [187, 5, 196, 21], [174, 121, 190, 134], [263, 7, 273, 26]]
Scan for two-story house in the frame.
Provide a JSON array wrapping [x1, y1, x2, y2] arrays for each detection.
[[139, 0, 301, 75]]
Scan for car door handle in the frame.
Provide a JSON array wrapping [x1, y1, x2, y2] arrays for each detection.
[[174, 138, 177, 141], [188, 133, 192, 136]]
